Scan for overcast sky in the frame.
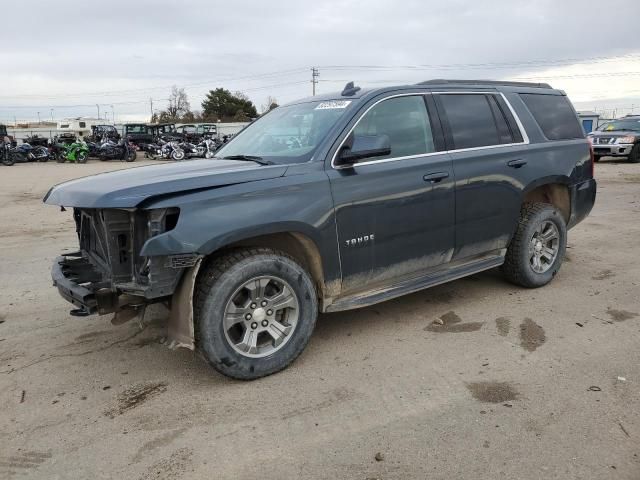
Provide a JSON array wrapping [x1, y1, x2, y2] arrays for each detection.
[[2, 0, 640, 123]]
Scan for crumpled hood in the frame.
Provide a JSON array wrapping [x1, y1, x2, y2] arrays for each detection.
[[43, 159, 288, 208]]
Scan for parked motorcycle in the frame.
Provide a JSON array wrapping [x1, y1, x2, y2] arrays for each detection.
[[144, 140, 185, 161], [9, 143, 51, 162], [96, 139, 136, 162], [1, 142, 15, 166], [56, 140, 89, 163]]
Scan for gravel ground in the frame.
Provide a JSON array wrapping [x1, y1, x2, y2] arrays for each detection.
[[0, 158, 639, 479]]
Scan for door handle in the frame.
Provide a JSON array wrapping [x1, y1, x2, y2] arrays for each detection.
[[507, 159, 527, 168], [423, 172, 449, 183]]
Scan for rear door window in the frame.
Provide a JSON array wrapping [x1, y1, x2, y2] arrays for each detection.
[[438, 94, 501, 149], [520, 93, 584, 140]]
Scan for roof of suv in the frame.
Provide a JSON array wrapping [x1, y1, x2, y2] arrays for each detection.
[[287, 79, 562, 106]]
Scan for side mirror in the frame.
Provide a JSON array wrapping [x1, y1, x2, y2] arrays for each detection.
[[337, 134, 391, 165]]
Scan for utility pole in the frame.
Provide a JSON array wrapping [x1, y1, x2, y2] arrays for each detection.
[[96, 104, 100, 119], [50, 109, 54, 122], [150, 98, 154, 120], [37, 112, 41, 124], [311, 67, 319, 96], [111, 105, 115, 124]]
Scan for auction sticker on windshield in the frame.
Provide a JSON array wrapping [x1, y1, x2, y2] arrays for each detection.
[[315, 100, 352, 110]]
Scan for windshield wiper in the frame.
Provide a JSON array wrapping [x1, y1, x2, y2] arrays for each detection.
[[222, 155, 274, 165]]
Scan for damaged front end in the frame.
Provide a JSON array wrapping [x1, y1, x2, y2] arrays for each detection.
[[51, 207, 201, 347]]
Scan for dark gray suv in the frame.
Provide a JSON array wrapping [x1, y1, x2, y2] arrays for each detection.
[[45, 79, 596, 379]]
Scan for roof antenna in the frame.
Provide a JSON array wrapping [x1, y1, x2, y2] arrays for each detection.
[[341, 81, 361, 96]]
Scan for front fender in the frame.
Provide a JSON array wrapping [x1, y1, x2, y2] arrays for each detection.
[[139, 170, 341, 287]]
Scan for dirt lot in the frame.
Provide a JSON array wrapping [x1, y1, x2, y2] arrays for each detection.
[[0, 158, 639, 479]]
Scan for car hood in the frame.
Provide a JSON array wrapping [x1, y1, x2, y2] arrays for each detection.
[[590, 130, 639, 137], [43, 159, 288, 208]]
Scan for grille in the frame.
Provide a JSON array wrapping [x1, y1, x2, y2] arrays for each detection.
[[75, 208, 136, 283]]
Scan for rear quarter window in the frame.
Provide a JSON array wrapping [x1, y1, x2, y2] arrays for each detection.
[[520, 93, 584, 140]]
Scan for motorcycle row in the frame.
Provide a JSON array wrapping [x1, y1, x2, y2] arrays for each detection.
[[1, 134, 134, 166], [1, 131, 230, 167]]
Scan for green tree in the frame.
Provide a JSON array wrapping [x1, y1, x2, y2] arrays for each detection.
[[201, 88, 258, 122]]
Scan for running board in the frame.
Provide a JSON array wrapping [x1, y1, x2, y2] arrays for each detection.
[[325, 254, 505, 313]]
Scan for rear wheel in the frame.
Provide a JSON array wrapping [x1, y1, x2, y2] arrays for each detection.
[[126, 150, 137, 162], [629, 144, 640, 163], [77, 151, 88, 163], [195, 248, 318, 380], [502, 202, 567, 288], [56, 153, 66, 163]]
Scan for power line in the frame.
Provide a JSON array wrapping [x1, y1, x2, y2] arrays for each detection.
[[0, 67, 310, 100], [318, 53, 640, 71]]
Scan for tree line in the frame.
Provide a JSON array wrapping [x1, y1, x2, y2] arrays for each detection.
[[151, 86, 279, 123]]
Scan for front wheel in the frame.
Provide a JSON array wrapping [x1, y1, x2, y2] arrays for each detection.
[[2, 155, 14, 166], [171, 149, 185, 161], [195, 248, 318, 380], [126, 150, 137, 162], [77, 151, 88, 163], [56, 153, 66, 163], [628, 144, 640, 163], [502, 202, 567, 288]]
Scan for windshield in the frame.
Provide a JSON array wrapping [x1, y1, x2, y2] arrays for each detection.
[[126, 125, 148, 134], [597, 119, 640, 133], [215, 100, 353, 164]]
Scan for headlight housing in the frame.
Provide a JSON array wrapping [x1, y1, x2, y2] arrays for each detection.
[[616, 136, 637, 144]]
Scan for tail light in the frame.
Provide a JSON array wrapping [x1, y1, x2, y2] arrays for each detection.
[[589, 144, 595, 178]]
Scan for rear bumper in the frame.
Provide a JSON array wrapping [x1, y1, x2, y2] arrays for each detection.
[[568, 178, 596, 229], [51, 253, 101, 314]]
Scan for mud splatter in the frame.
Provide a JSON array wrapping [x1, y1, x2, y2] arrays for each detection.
[[467, 381, 519, 403], [133, 335, 165, 348], [519, 318, 546, 352], [132, 428, 188, 463], [74, 330, 111, 342], [495, 317, 511, 337], [424, 311, 483, 333], [106, 382, 168, 417], [0, 451, 51, 474], [592, 269, 615, 280], [138, 448, 192, 480], [606, 308, 638, 322]]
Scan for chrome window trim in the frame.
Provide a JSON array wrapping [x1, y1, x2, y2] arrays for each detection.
[[331, 91, 529, 170]]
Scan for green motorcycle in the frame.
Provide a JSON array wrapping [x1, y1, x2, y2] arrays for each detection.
[[56, 140, 89, 163]]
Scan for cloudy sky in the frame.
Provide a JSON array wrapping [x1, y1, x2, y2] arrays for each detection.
[[2, 0, 640, 123]]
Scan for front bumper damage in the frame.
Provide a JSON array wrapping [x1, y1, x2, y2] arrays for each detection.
[[51, 206, 203, 348], [52, 253, 201, 349]]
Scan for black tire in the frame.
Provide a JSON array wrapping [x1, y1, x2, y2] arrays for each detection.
[[502, 202, 567, 288], [126, 150, 137, 162], [77, 152, 88, 164], [56, 153, 65, 163], [629, 144, 640, 163], [2, 156, 14, 166], [195, 248, 318, 380], [593, 155, 601, 163]]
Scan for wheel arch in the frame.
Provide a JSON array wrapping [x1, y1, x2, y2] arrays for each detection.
[[522, 177, 571, 223], [201, 229, 333, 303]]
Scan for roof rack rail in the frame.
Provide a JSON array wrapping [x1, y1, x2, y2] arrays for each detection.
[[417, 79, 553, 89]]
